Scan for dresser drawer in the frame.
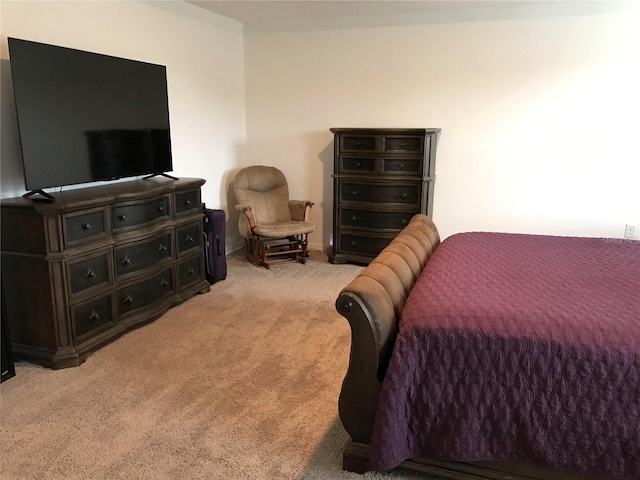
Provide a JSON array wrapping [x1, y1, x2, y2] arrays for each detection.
[[71, 292, 114, 343], [382, 157, 423, 175], [382, 135, 423, 153], [177, 254, 203, 290], [68, 250, 112, 297], [117, 267, 174, 317], [339, 233, 394, 256], [175, 189, 200, 215], [176, 222, 202, 255], [340, 135, 377, 152], [114, 232, 173, 278], [112, 195, 171, 232], [340, 208, 414, 231], [64, 208, 108, 246], [339, 156, 376, 174], [340, 182, 421, 206]]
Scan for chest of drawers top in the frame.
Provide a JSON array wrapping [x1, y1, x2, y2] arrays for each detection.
[[330, 128, 440, 180], [331, 128, 437, 150]]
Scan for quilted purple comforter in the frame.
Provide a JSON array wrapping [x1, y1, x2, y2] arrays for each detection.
[[370, 232, 640, 479]]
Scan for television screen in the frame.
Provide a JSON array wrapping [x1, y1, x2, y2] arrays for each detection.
[[8, 38, 173, 193]]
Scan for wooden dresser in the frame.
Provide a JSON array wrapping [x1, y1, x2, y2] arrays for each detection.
[[0, 177, 210, 369], [328, 128, 440, 265]]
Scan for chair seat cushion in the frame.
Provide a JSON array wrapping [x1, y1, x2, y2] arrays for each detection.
[[254, 221, 315, 238]]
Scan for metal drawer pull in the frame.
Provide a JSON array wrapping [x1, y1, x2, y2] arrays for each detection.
[[401, 193, 408, 199], [119, 214, 127, 221], [185, 235, 194, 244], [351, 240, 358, 246], [351, 190, 358, 196], [355, 162, 361, 168], [185, 200, 192, 206], [88, 310, 100, 321], [186, 267, 194, 276], [123, 294, 134, 305], [159, 278, 168, 287], [401, 218, 408, 226], [120, 256, 132, 266], [84, 268, 96, 279], [351, 215, 358, 221], [82, 223, 92, 230], [398, 163, 405, 169], [158, 243, 167, 252], [157, 205, 165, 213]]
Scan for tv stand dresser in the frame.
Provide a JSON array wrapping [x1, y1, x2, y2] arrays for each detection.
[[1, 177, 210, 369]]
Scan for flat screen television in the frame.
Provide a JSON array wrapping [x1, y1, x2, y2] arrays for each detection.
[[8, 37, 174, 201]]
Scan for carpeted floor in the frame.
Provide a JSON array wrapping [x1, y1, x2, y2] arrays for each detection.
[[0, 250, 424, 480]]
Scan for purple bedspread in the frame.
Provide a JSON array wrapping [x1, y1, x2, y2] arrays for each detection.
[[370, 232, 640, 479]]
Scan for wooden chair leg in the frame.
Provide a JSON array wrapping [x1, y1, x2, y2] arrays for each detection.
[[299, 234, 308, 264], [244, 238, 264, 267]]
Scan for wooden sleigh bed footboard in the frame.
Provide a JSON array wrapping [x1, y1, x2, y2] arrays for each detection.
[[335, 214, 611, 480]]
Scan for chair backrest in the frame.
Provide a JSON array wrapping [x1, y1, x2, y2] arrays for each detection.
[[234, 166, 291, 227]]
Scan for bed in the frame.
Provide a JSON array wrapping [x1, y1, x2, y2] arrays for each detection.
[[335, 214, 640, 480]]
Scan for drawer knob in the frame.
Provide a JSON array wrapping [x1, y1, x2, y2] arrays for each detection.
[[159, 278, 168, 287], [120, 256, 132, 267], [158, 243, 167, 253], [351, 215, 358, 221], [84, 268, 96, 279], [355, 162, 361, 168], [88, 310, 100, 322], [119, 214, 127, 221], [351, 240, 358, 246], [398, 163, 405, 169], [82, 223, 92, 230], [123, 294, 134, 305], [401, 193, 408, 200], [186, 267, 195, 276], [185, 235, 194, 244], [157, 205, 165, 213], [401, 218, 408, 226], [351, 190, 358, 196], [185, 200, 192, 206]]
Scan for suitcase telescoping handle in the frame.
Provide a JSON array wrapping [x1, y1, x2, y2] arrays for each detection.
[[203, 231, 211, 268], [215, 233, 222, 256]]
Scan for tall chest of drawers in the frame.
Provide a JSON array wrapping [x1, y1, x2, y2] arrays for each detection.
[[0, 177, 210, 369], [329, 128, 440, 265]]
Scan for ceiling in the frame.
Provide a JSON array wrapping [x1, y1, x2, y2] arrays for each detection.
[[186, 1, 628, 33]]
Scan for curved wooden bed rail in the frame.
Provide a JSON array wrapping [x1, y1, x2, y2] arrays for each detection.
[[335, 214, 440, 445]]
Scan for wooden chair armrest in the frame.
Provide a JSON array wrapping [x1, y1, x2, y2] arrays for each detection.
[[289, 200, 314, 222], [235, 203, 256, 230]]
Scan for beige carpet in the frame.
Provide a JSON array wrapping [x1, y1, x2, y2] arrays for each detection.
[[0, 250, 424, 480]]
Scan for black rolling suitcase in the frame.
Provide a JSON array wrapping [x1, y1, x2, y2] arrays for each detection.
[[203, 208, 227, 284]]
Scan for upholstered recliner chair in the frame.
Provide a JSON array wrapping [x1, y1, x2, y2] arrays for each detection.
[[233, 165, 315, 269]]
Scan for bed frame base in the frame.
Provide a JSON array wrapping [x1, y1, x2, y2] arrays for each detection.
[[343, 442, 603, 480]]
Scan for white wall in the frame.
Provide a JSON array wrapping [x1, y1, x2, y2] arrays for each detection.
[[1, 0, 247, 248], [2, 2, 638, 255], [243, 4, 640, 248]]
